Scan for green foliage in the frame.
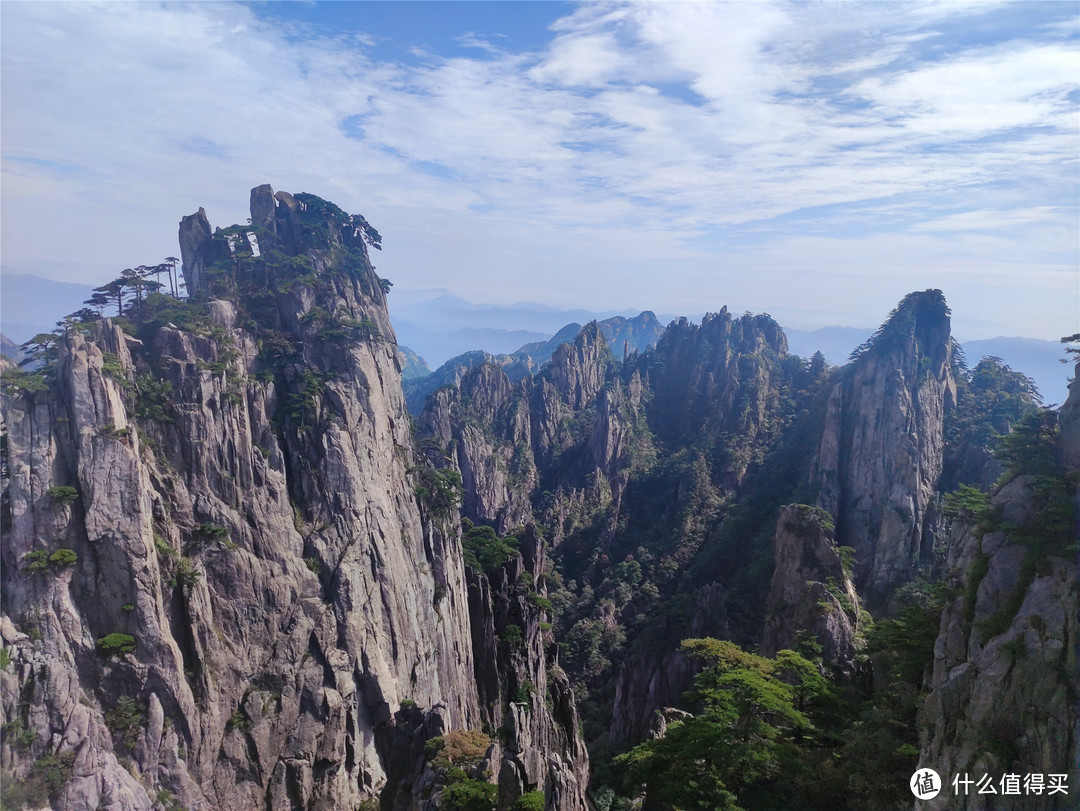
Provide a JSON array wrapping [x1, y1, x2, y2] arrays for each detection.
[[23, 550, 51, 573], [48, 548, 77, 568], [100, 351, 127, 382], [105, 696, 144, 751], [425, 729, 491, 773], [616, 640, 824, 809], [282, 368, 333, 427], [995, 409, 1060, 479], [867, 585, 946, 685], [441, 779, 497, 811], [1, 366, 51, 393], [171, 558, 202, 589], [963, 553, 990, 624], [97, 633, 136, 656], [0, 648, 9, 671], [514, 680, 535, 706], [461, 522, 518, 576], [133, 374, 174, 422], [511, 790, 545, 811], [228, 710, 251, 733], [195, 523, 230, 544], [3, 718, 37, 750], [46, 485, 79, 505], [97, 423, 130, 440], [154, 534, 178, 557], [527, 591, 554, 613], [836, 546, 855, 578], [413, 466, 464, 518], [502, 624, 523, 649], [848, 289, 950, 362], [1, 750, 76, 807], [941, 484, 992, 522]]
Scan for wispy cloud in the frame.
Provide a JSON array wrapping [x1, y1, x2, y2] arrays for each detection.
[[1, 1, 1076, 340]]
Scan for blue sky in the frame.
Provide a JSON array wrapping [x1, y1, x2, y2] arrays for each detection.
[[1, 1, 1077, 339]]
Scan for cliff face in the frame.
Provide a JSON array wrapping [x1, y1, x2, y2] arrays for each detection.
[[811, 290, 956, 597], [761, 504, 860, 677], [919, 367, 1079, 810], [0, 187, 586, 810]]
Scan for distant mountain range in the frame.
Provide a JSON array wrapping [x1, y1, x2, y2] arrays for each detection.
[[2, 274, 1069, 405], [403, 311, 664, 413], [1, 273, 96, 343]]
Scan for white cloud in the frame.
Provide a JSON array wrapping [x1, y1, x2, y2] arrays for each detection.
[[0, 0, 1076, 340]]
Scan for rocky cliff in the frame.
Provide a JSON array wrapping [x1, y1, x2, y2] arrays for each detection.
[[761, 504, 860, 677], [0, 187, 589, 810], [918, 364, 1079, 810], [811, 290, 956, 598]]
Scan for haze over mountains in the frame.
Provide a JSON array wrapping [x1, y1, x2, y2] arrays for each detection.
[[2, 273, 1071, 405]]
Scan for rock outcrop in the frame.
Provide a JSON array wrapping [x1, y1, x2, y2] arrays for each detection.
[[761, 504, 860, 676], [918, 372, 1079, 810], [0, 187, 588, 810], [811, 290, 956, 597]]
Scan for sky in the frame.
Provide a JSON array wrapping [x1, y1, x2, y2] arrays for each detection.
[[1, 0, 1077, 339]]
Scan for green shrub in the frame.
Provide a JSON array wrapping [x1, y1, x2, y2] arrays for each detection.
[[23, 550, 51, 573], [154, 534, 177, 557], [228, 710, 251, 733], [503, 624, 523, 648], [97, 633, 136, 656], [24, 547, 77, 572], [105, 696, 144, 751], [441, 778, 496, 811], [514, 680, 534, 707], [3, 718, 36, 750], [170, 558, 201, 588], [0, 648, 9, 671], [47, 486, 79, 505], [527, 592, 553, 613], [425, 729, 491, 773], [48, 548, 77, 567], [133, 375, 174, 423], [512, 790, 546, 811], [462, 523, 518, 576]]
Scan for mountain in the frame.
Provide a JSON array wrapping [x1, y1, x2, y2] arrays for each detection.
[[0, 187, 589, 810], [403, 312, 665, 415], [416, 287, 1075, 806], [387, 290, 641, 368], [785, 326, 1069, 407], [0, 333, 24, 365], [397, 345, 431, 381], [961, 336, 1070, 406], [3, 186, 1075, 810], [0, 273, 96, 344]]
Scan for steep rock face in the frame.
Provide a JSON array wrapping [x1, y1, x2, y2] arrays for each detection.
[[177, 208, 213, 294], [608, 583, 728, 743], [811, 290, 956, 597], [761, 504, 859, 676], [1, 188, 486, 810], [467, 530, 590, 808], [918, 381, 1079, 810], [643, 309, 787, 464], [419, 365, 536, 533], [419, 324, 622, 535], [1059, 360, 1080, 469]]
